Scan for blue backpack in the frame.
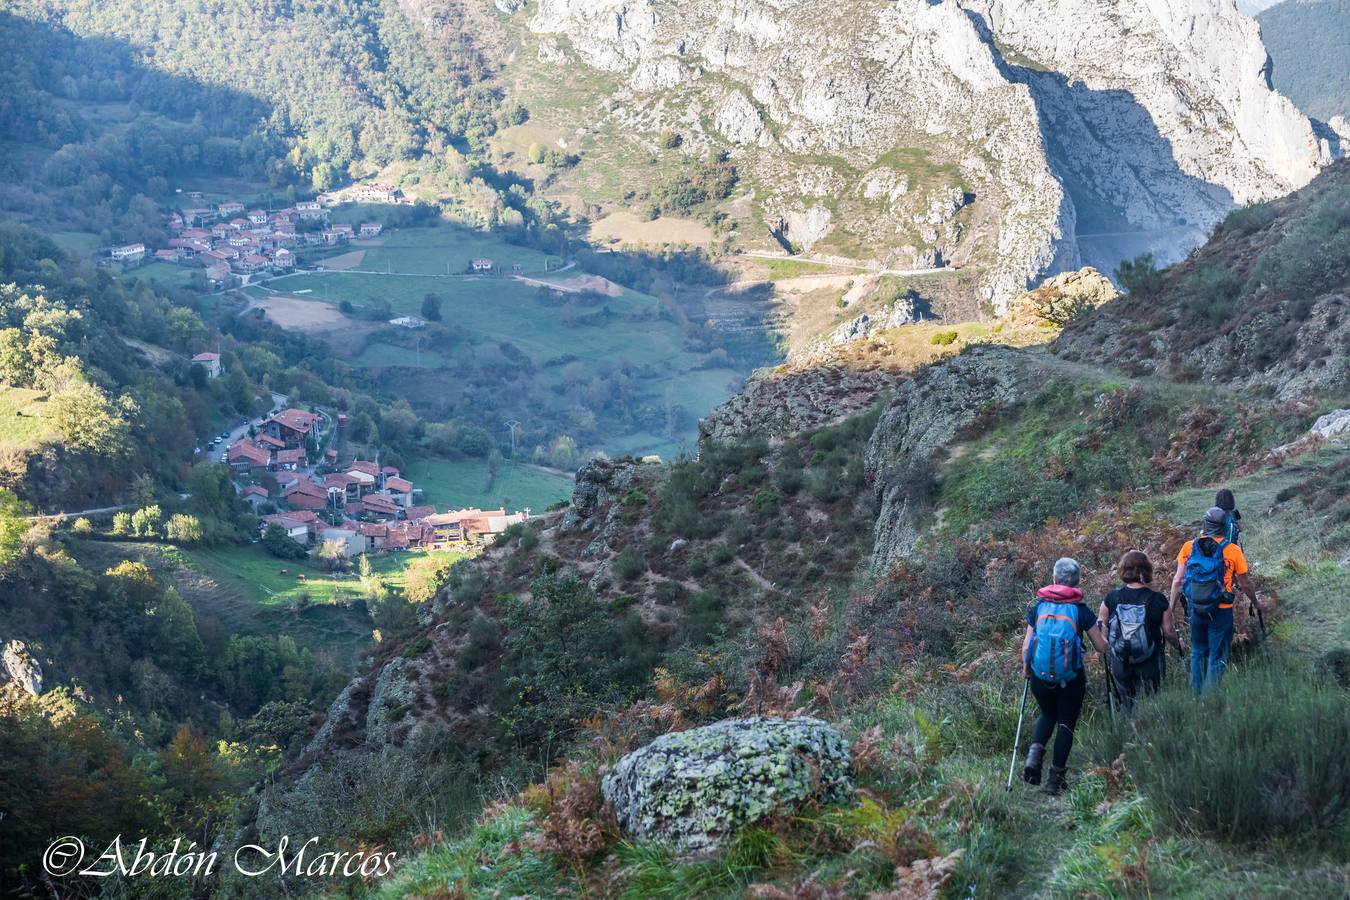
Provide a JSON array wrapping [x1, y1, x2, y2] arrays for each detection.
[[1183, 537, 1231, 614], [1028, 600, 1083, 685]]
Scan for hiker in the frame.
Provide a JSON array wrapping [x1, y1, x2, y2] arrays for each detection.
[[1170, 507, 1260, 693], [1020, 557, 1108, 795], [1099, 550, 1184, 714], [1215, 488, 1242, 544]]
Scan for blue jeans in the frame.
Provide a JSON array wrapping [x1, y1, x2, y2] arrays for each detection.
[[1189, 604, 1234, 693]]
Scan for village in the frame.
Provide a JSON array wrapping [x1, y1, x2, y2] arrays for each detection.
[[105, 183, 411, 284], [220, 403, 530, 559]]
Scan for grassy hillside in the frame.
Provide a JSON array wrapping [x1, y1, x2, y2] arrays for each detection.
[[1260, 0, 1350, 121]]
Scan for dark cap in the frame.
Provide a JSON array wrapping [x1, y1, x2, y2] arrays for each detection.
[[1202, 506, 1227, 536]]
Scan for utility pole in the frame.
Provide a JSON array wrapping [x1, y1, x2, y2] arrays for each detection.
[[505, 419, 522, 460]]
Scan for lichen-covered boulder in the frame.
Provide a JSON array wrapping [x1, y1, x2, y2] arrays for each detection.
[[601, 716, 852, 855]]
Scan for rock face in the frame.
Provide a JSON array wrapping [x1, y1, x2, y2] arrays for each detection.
[[865, 345, 1042, 571], [1, 640, 42, 696], [1312, 410, 1350, 441], [819, 295, 922, 350], [528, 0, 1336, 310], [602, 716, 853, 855], [699, 365, 902, 444]]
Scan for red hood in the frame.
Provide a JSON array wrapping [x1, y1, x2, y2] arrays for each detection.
[[1037, 585, 1083, 603]]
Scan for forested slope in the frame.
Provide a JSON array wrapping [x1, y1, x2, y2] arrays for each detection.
[[1260, 0, 1350, 121]]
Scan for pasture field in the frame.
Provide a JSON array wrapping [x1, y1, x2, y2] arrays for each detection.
[[353, 223, 562, 275], [49, 230, 101, 256], [403, 459, 575, 513], [353, 342, 449, 369], [275, 271, 693, 369], [173, 544, 463, 607], [125, 261, 197, 288], [590, 210, 714, 247], [0, 387, 50, 447]]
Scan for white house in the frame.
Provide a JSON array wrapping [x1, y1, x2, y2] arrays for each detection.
[[111, 243, 146, 264], [191, 352, 222, 379]]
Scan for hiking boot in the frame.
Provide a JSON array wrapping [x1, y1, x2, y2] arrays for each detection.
[[1045, 765, 1068, 796], [1022, 743, 1045, 785]]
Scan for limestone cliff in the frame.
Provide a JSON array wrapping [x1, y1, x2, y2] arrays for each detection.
[[519, 0, 1337, 310]]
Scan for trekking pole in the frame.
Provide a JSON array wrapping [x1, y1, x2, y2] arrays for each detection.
[[1006, 679, 1030, 792], [1253, 601, 1269, 646]]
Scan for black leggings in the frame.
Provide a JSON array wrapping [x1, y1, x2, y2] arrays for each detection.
[[1109, 652, 1162, 714], [1030, 674, 1086, 768]]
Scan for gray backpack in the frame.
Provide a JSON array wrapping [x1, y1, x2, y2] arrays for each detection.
[[1108, 601, 1154, 665]]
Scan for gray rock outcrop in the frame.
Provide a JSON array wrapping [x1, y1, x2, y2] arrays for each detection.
[[602, 716, 852, 855], [1312, 410, 1350, 441], [865, 346, 1042, 571], [818, 295, 922, 351], [1, 640, 42, 696]]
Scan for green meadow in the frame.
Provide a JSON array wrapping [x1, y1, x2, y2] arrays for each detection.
[[403, 459, 575, 513], [0, 387, 50, 448]]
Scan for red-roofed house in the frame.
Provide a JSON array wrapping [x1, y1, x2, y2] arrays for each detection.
[[191, 352, 222, 379], [235, 254, 270, 274], [274, 447, 306, 470], [359, 222, 383, 237], [264, 409, 320, 448], [384, 476, 414, 506], [240, 483, 269, 510], [347, 460, 380, 477], [356, 492, 400, 521], [355, 521, 389, 550], [403, 505, 436, 521], [218, 201, 244, 216], [283, 479, 328, 511], [227, 440, 271, 474], [255, 432, 285, 450]]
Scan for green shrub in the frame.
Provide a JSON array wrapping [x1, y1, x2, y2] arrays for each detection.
[[930, 330, 958, 346], [71, 517, 93, 535], [1221, 201, 1277, 236], [1127, 666, 1350, 847], [613, 547, 646, 581], [1178, 263, 1241, 326], [751, 489, 781, 517], [1114, 253, 1165, 297], [1252, 185, 1350, 304], [775, 466, 804, 496]]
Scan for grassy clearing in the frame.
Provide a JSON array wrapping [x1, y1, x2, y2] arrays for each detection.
[[274, 272, 677, 362], [755, 257, 852, 280], [353, 342, 449, 369], [124, 261, 197, 288], [169, 543, 440, 607], [356, 223, 561, 275], [403, 459, 574, 513], [0, 387, 49, 447], [48, 230, 101, 256]]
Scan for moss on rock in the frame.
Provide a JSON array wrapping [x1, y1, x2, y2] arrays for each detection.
[[601, 716, 852, 855]]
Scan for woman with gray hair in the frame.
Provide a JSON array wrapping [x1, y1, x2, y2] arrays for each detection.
[[1019, 557, 1108, 795]]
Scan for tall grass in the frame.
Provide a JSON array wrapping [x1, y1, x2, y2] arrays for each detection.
[[1126, 665, 1350, 849]]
